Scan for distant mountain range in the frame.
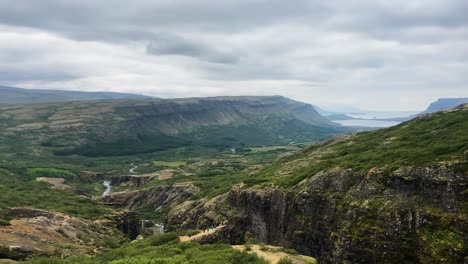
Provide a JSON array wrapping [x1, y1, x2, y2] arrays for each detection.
[[421, 98, 468, 114], [0, 95, 348, 157], [327, 97, 468, 123], [0, 86, 153, 105]]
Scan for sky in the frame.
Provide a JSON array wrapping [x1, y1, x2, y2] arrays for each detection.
[[0, 0, 467, 111]]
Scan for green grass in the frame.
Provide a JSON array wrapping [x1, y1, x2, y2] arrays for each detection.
[[26, 167, 75, 180], [153, 161, 187, 168], [253, 108, 468, 187], [248, 146, 298, 153], [0, 218, 10, 226], [26, 233, 268, 264], [0, 170, 110, 219]]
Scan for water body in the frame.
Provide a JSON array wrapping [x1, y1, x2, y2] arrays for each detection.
[[348, 111, 417, 119], [154, 223, 165, 234], [129, 163, 138, 173], [141, 220, 165, 234], [335, 119, 400, 128], [102, 181, 111, 197]]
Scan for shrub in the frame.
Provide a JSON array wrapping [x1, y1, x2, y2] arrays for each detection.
[[278, 257, 294, 264], [0, 218, 11, 226]]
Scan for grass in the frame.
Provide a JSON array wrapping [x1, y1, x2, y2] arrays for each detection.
[[248, 146, 298, 153], [26, 167, 75, 180], [0, 170, 111, 219], [252, 108, 468, 187], [0, 218, 10, 226], [153, 161, 187, 168], [26, 233, 269, 264]]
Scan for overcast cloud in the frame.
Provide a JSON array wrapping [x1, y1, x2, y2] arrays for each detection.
[[0, 0, 467, 110]]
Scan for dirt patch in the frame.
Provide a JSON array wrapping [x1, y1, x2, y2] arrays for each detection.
[[232, 244, 316, 264], [172, 182, 193, 187], [133, 169, 176, 181], [179, 225, 225, 242], [157, 169, 175, 180], [36, 177, 72, 190]]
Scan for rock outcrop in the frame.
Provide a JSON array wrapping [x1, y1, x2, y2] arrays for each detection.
[[102, 183, 199, 211], [0, 208, 129, 260], [221, 166, 467, 263]]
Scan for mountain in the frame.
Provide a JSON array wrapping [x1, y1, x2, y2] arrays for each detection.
[[0, 86, 152, 105], [0, 96, 346, 158], [421, 98, 468, 114], [1, 96, 466, 263], [152, 104, 468, 263]]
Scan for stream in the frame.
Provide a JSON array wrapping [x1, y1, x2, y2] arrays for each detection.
[[129, 163, 138, 174], [141, 220, 165, 234], [102, 181, 111, 197]]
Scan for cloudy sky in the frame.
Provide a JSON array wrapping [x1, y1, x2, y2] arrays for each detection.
[[1, 0, 467, 111]]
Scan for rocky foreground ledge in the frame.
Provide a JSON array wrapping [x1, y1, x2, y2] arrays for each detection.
[[0, 208, 139, 261]]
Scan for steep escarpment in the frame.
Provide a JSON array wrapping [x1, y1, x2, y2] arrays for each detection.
[[224, 165, 466, 263], [102, 183, 199, 215]]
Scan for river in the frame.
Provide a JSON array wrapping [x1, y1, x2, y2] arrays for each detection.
[[335, 119, 400, 128], [102, 181, 111, 197], [129, 163, 138, 173]]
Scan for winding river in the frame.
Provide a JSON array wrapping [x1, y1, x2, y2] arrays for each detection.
[[102, 180, 111, 197], [129, 163, 138, 174]]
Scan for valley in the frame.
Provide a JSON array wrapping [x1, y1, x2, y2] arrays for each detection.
[[1, 1, 467, 262], [0, 94, 466, 263]]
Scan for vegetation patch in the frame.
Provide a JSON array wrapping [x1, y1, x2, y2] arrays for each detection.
[[153, 161, 187, 168], [0, 172, 110, 219], [26, 233, 268, 264], [26, 168, 75, 180]]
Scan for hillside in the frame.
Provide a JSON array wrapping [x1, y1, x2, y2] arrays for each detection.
[[150, 104, 468, 263], [0, 86, 152, 105], [231, 104, 468, 263], [0, 96, 345, 160], [1, 99, 466, 263]]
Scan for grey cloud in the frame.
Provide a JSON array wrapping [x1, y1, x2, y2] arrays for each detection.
[[146, 33, 239, 64], [0, 0, 325, 41], [0, 0, 467, 110], [0, 0, 466, 43]]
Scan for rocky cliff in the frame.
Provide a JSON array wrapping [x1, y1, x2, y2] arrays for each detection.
[[102, 183, 199, 212], [222, 165, 466, 263], [161, 106, 468, 263]]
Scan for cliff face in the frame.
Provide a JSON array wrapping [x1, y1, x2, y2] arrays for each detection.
[[102, 183, 199, 211], [224, 166, 466, 263]]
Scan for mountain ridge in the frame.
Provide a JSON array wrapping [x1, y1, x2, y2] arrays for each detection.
[[0, 95, 346, 158], [0, 85, 153, 105], [421, 97, 468, 114]]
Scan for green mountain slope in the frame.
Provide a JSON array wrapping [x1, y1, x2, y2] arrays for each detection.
[[0, 86, 152, 105], [211, 104, 468, 263], [0, 96, 346, 159], [261, 103, 468, 187], [133, 104, 468, 263]]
